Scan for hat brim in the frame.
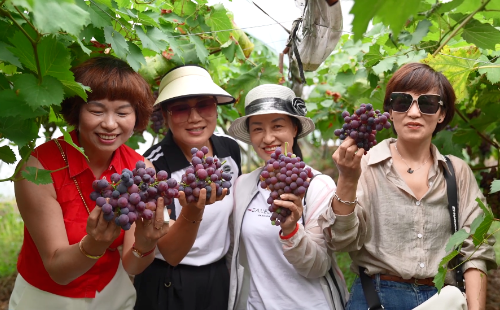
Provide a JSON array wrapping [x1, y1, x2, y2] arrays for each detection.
[[228, 110, 315, 144], [154, 74, 235, 107]]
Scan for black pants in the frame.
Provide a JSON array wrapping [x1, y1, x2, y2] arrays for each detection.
[[134, 258, 229, 310]]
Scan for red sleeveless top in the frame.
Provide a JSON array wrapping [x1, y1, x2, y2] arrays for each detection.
[[17, 131, 143, 298]]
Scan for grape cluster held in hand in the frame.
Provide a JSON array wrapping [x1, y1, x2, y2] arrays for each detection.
[[334, 103, 391, 152], [178, 146, 232, 203], [260, 145, 313, 226], [90, 161, 179, 230]]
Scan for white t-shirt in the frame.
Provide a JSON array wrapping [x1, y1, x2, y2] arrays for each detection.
[[240, 186, 330, 310]]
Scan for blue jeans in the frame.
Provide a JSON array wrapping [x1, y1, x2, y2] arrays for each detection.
[[346, 275, 438, 310]]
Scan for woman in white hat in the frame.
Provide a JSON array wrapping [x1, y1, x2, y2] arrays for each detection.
[[227, 84, 348, 310], [134, 65, 241, 310]]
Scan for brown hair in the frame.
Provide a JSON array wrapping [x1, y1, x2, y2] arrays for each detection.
[[383, 63, 456, 136], [61, 56, 154, 131]]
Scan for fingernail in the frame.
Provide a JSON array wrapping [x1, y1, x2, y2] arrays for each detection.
[[280, 194, 285, 199]]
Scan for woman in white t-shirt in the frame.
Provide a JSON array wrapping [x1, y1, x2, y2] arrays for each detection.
[[227, 84, 348, 310]]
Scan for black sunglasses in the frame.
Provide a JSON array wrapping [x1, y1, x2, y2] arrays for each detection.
[[390, 92, 443, 115]]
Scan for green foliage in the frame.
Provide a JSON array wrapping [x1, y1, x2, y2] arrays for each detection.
[[0, 200, 24, 277], [21, 166, 54, 185], [491, 180, 500, 194]]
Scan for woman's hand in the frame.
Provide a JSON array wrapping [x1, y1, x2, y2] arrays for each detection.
[[275, 193, 304, 236], [332, 137, 364, 184], [134, 197, 170, 252], [85, 204, 122, 255], [178, 183, 228, 210]]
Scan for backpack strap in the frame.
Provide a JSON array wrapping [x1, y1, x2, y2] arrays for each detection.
[[443, 156, 465, 292]]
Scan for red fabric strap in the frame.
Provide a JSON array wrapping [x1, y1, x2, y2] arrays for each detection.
[[279, 223, 300, 240]]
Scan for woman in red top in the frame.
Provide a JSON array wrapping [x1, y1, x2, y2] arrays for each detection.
[[10, 56, 222, 310]]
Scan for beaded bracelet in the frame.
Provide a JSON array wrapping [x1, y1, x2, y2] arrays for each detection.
[[78, 235, 105, 260], [333, 192, 358, 206], [180, 213, 203, 224]]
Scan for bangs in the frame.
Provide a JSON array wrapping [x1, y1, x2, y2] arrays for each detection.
[[391, 66, 442, 95]]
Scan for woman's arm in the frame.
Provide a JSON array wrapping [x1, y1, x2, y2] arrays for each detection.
[[156, 184, 228, 266], [464, 268, 487, 310], [275, 175, 336, 278], [15, 156, 121, 285]]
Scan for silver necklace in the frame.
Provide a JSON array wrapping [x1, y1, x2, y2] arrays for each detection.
[[394, 142, 431, 174]]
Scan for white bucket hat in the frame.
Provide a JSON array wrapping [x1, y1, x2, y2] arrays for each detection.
[[228, 84, 315, 144], [154, 65, 235, 107]]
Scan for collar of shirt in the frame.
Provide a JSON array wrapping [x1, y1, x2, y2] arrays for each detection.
[[65, 130, 125, 178], [160, 130, 233, 172], [367, 138, 451, 178]]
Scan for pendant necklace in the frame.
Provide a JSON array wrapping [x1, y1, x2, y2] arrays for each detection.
[[394, 142, 431, 174]]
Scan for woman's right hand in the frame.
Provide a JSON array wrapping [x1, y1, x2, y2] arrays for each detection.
[[178, 183, 228, 210], [84, 205, 122, 254], [332, 137, 364, 184]]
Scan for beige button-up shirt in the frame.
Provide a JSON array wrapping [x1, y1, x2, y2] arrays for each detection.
[[319, 138, 496, 284]]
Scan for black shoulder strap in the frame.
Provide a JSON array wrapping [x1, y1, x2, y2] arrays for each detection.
[[443, 156, 465, 292], [359, 266, 384, 310]]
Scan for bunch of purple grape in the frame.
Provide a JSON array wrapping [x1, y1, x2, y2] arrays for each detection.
[[178, 146, 232, 203], [334, 103, 391, 152], [149, 108, 165, 134], [260, 144, 314, 226], [90, 161, 179, 230]]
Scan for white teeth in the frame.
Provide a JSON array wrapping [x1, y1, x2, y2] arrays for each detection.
[[188, 127, 203, 131], [264, 146, 278, 151], [99, 134, 117, 140]]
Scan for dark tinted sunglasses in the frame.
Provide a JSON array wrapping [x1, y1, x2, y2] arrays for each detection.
[[390, 92, 443, 115], [163, 97, 217, 123]]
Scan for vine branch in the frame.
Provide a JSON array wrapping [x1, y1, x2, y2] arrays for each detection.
[[432, 0, 491, 56], [454, 107, 500, 149]]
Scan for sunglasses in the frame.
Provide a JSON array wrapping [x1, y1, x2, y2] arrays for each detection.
[[164, 97, 217, 123], [390, 92, 443, 115]]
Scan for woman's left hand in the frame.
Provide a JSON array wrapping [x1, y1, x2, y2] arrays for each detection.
[[274, 193, 304, 235], [133, 197, 169, 252]]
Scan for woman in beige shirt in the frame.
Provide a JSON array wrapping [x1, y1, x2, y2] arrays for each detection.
[[321, 62, 496, 310]]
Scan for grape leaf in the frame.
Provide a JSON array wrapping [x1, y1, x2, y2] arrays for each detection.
[[0, 74, 9, 91], [0, 89, 48, 119], [0, 145, 16, 164], [72, 35, 92, 55], [190, 35, 209, 64], [10, 0, 33, 10], [0, 42, 23, 68], [162, 13, 186, 24], [445, 229, 469, 252], [21, 166, 54, 185], [221, 40, 236, 63], [84, 0, 113, 29], [462, 19, 500, 50], [93, 0, 113, 9], [351, 0, 420, 41], [478, 56, 500, 84], [11, 74, 64, 109], [471, 198, 494, 246], [491, 180, 500, 194], [8, 30, 37, 72], [409, 19, 432, 45], [62, 81, 90, 101], [125, 133, 146, 150], [422, 46, 480, 101], [436, 0, 465, 14], [104, 26, 129, 59], [33, 0, 90, 36], [138, 11, 161, 28], [37, 36, 73, 80], [173, 0, 197, 16], [0, 117, 39, 146], [126, 42, 147, 72], [363, 44, 382, 67], [136, 26, 168, 53], [60, 127, 88, 161], [372, 58, 395, 75], [205, 4, 233, 44], [433, 266, 447, 293]]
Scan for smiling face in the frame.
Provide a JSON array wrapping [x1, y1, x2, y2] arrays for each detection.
[[390, 89, 446, 143], [248, 113, 298, 161], [162, 96, 218, 152], [78, 99, 136, 156]]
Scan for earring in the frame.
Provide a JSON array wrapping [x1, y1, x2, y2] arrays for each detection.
[[438, 118, 442, 121]]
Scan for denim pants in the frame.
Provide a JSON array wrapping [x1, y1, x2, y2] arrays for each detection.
[[346, 275, 438, 310]]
